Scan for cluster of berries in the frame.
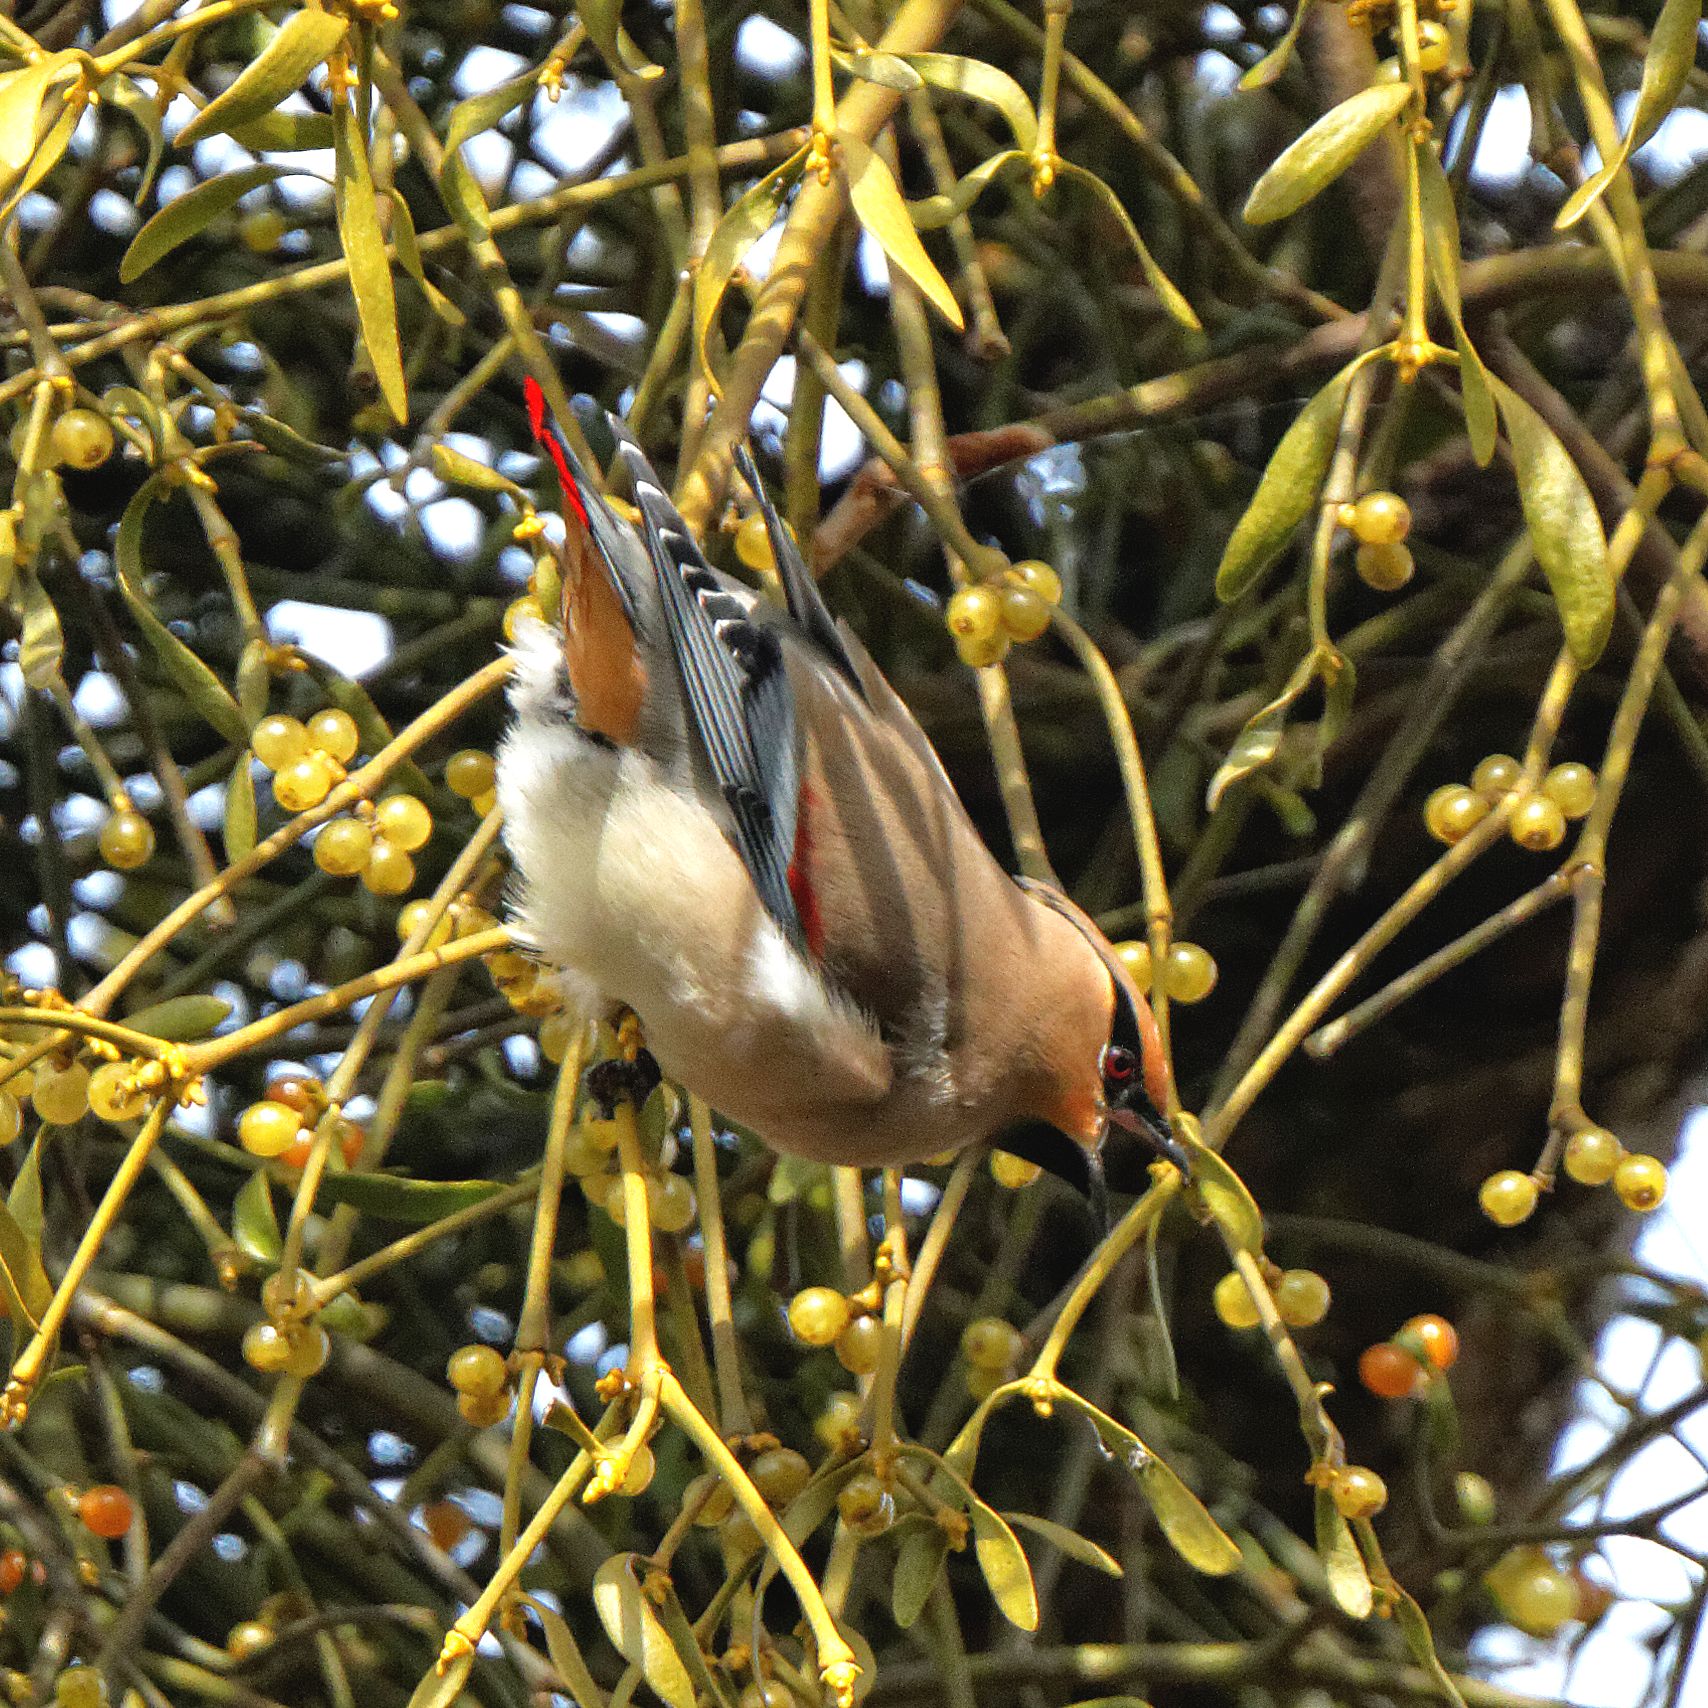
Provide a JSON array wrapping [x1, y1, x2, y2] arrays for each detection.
[[1424, 752, 1596, 853]]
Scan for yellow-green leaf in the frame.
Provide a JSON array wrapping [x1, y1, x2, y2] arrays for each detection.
[[1215, 360, 1355, 601], [116, 475, 251, 743], [313, 1173, 506, 1222], [1556, 0, 1701, 230], [0, 1197, 50, 1327], [8, 1137, 43, 1248], [1004, 1511, 1123, 1577], [592, 1555, 697, 1708], [1185, 1142, 1264, 1254], [406, 1650, 471, 1708], [1057, 162, 1199, 330], [432, 443, 525, 495], [225, 755, 257, 861], [1314, 1487, 1374, 1617], [178, 9, 350, 147], [969, 1498, 1039, 1630], [1240, 0, 1315, 90], [438, 152, 491, 235], [1489, 376, 1613, 665], [892, 1520, 953, 1628], [1414, 143, 1496, 464], [445, 71, 538, 154], [1, 95, 76, 220], [122, 164, 302, 283], [905, 52, 1038, 151], [387, 189, 465, 325], [521, 1596, 608, 1708], [1393, 1586, 1468, 1706], [831, 48, 922, 92], [233, 1172, 282, 1265], [694, 148, 806, 379], [1206, 646, 1327, 810], [908, 148, 1024, 230], [16, 569, 64, 692], [227, 109, 337, 152], [0, 52, 75, 175], [125, 994, 233, 1040], [1244, 82, 1413, 224], [333, 102, 407, 424], [839, 130, 964, 330], [107, 77, 168, 206]]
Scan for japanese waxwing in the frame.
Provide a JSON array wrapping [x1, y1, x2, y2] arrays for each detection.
[[496, 380, 1185, 1206]]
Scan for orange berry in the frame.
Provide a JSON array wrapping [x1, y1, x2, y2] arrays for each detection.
[[1402, 1313, 1459, 1370], [0, 1548, 24, 1594], [77, 1484, 133, 1539], [1358, 1342, 1422, 1399]]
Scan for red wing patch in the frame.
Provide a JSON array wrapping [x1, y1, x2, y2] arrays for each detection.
[[523, 377, 589, 529], [786, 780, 826, 961]]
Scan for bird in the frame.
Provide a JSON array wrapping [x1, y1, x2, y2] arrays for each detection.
[[495, 381, 1185, 1209]]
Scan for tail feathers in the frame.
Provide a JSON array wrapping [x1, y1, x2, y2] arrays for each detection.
[[522, 378, 645, 744]]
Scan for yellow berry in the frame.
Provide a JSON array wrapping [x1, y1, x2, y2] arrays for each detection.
[[252, 714, 310, 772], [945, 585, 1002, 645], [1164, 941, 1217, 1003], [445, 749, 496, 798], [503, 596, 544, 640], [1542, 762, 1596, 820], [0, 1092, 20, 1146], [540, 1012, 577, 1063], [1454, 1471, 1497, 1526], [1354, 541, 1414, 591], [720, 1508, 762, 1556], [375, 794, 433, 852], [961, 1316, 1023, 1372], [1424, 783, 1488, 844], [788, 1286, 851, 1348], [649, 1173, 697, 1233], [837, 1472, 895, 1537], [999, 584, 1052, 641], [615, 1443, 655, 1496], [272, 751, 335, 813], [954, 629, 1012, 669], [397, 900, 453, 948], [686, 1472, 735, 1526], [1346, 491, 1411, 546], [1331, 1465, 1387, 1520], [1415, 18, 1450, 73], [965, 1365, 1006, 1400], [446, 1343, 508, 1398], [88, 1062, 148, 1123], [50, 408, 115, 471], [226, 1621, 274, 1660], [283, 1321, 331, 1377], [815, 1391, 862, 1450], [362, 838, 415, 896], [1509, 793, 1567, 853], [749, 1447, 810, 1506], [734, 511, 775, 572], [471, 786, 498, 816], [239, 1100, 302, 1158], [1112, 939, 1153, 989], [242, 1322, 294, 1373], [834, 1314, 883, 1375], [989, 1150, 1042, 1189], [1212, 1270, 1261, 1330], [1274, 1269, 1331, 1328], [239, 209, 288, 252], [314, 816, 373, 876], [1564, 1127, 1622, 1186], [99, 809, 154, 870], [1613, 1153, 1667, 1212], [53, 1669, 103, 1708], [32, 1061, 90, 1126], [457, 1389, 511, 1427], [1480, 1169, 1538, 1227], [1012, 559, 1062, 605], [306, 707, 360, 764], [1491, 1547, 1577, 1635], [1470, 753, 1521, 799], [740, 1683, 789, 1708]]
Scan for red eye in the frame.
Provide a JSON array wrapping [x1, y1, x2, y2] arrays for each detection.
[[1102, 1045, 1137, 1084]]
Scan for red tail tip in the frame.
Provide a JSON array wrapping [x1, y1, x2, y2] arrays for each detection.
[[522, 379, 589, 529]]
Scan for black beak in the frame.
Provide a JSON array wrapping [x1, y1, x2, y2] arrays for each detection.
[[991, 1121, 1111, 1233], [1104, 1101, 1193, 1189]]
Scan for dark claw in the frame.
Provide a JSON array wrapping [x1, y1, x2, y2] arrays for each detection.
[[584, 1050, 661, 1117]]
